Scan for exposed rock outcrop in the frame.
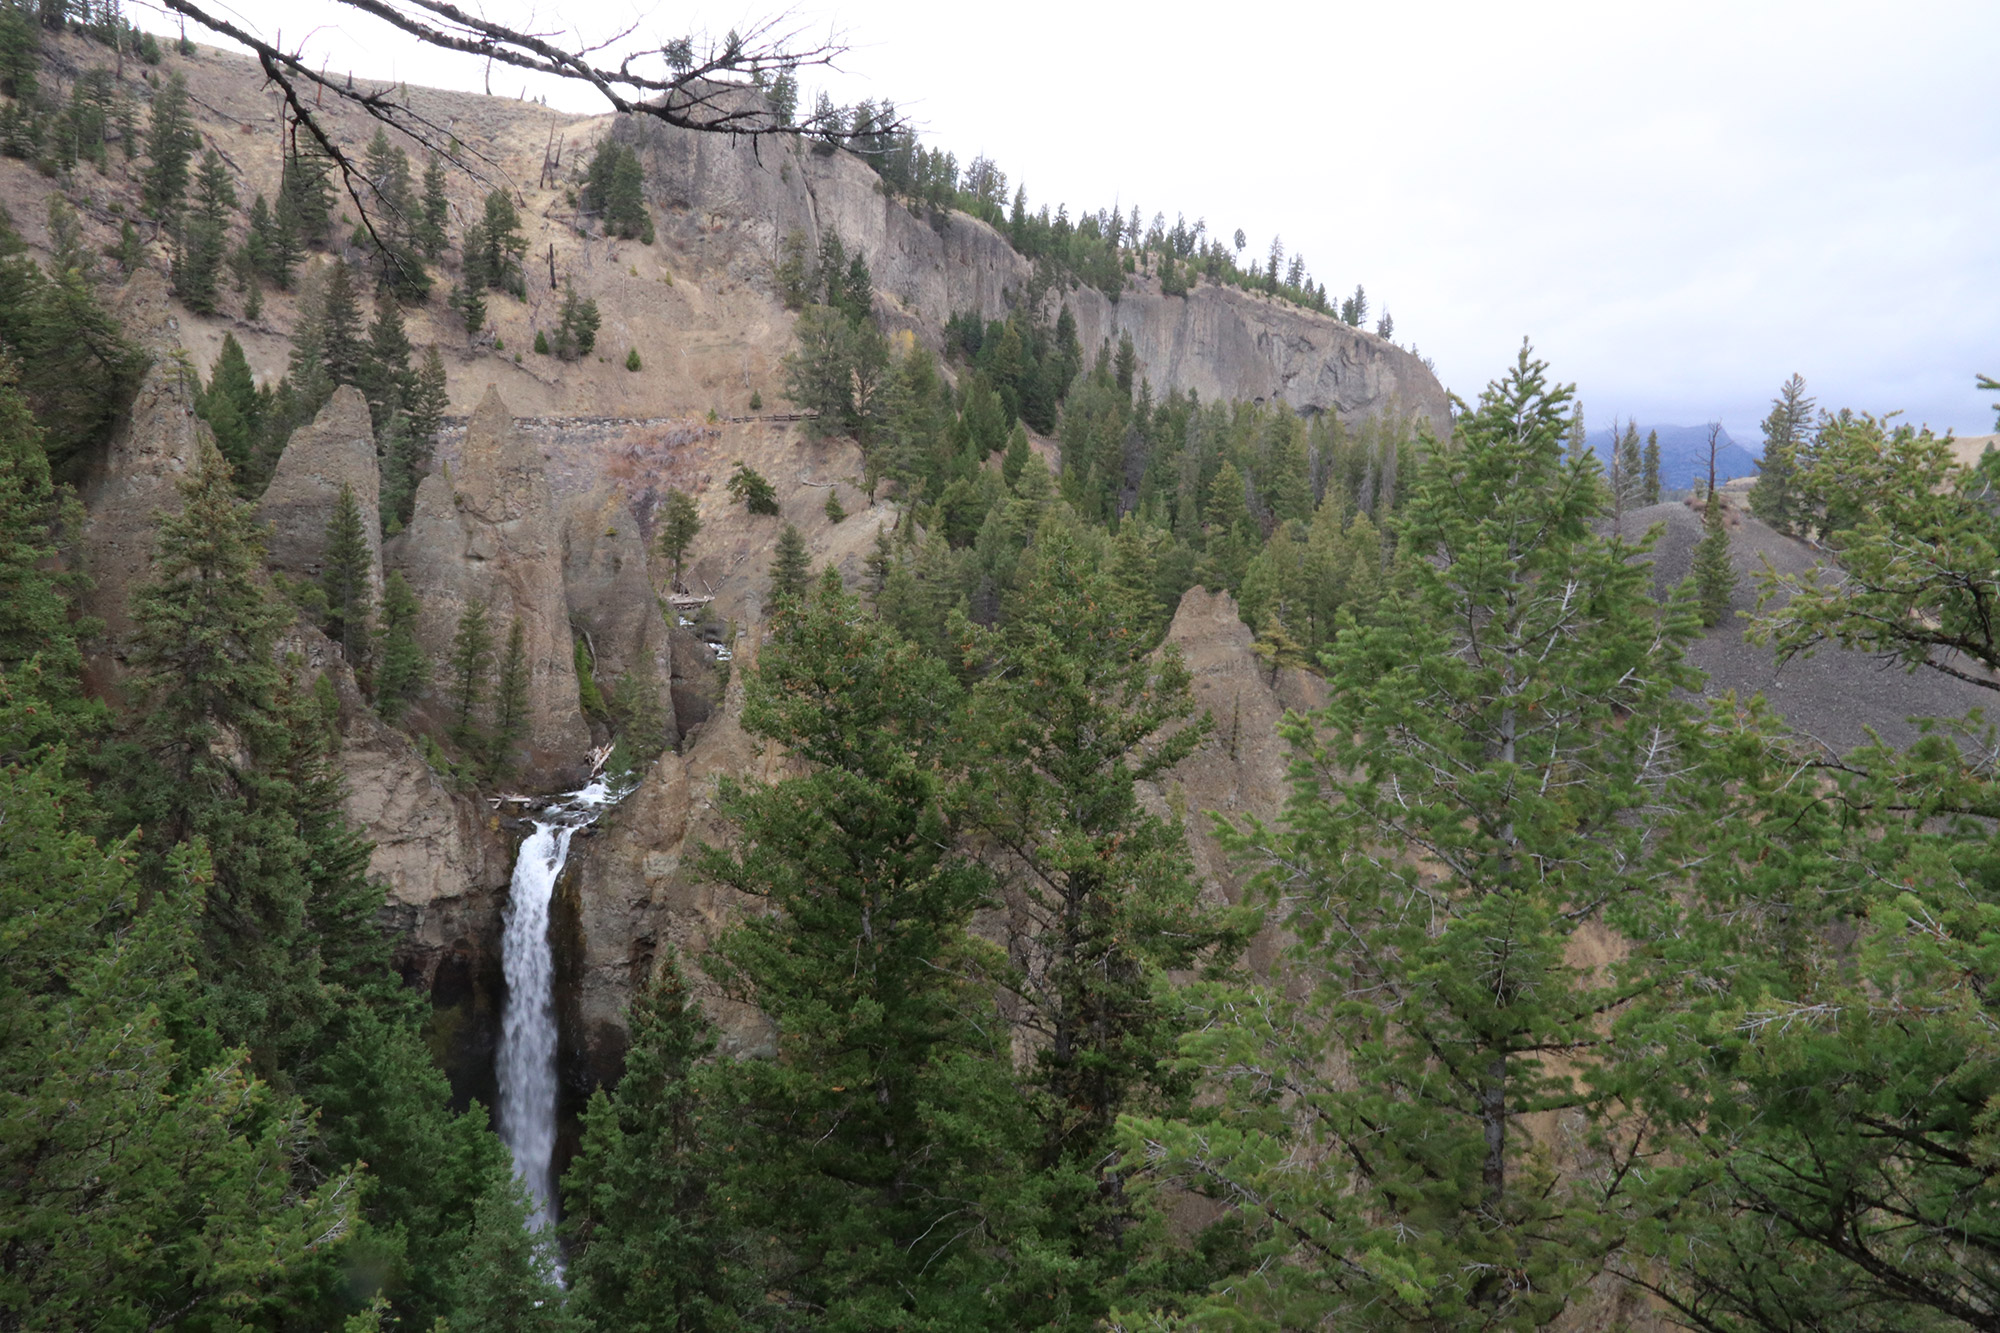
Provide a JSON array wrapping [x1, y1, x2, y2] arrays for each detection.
[[256, 386, 383, 604], [78, 355, 209, 653], [389, 386, 593, 784], [622, 120, 1450, 435], [558, 484, 676, 748]]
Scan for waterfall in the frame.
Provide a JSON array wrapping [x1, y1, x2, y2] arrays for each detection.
[[496, 777, 622, 1234]]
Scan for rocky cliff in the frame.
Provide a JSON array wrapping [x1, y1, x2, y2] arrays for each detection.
[[621, 118, 1452, 434]]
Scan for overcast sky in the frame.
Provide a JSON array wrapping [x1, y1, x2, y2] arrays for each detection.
[[193, 0, 2000, 446]]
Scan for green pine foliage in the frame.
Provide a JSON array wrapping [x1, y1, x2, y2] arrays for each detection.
[[696, 574, 1023, 1327], [484, 618, 529, 781], [565, 960, 746, 1330], [768, 521, 811, 607], [1748, 372, 1815, 533], [725, 462, 780, 516], [1693, 488, 1737, 627], [141, 72, 198, 220], [656, 487, 702, 590], [445, 599, 494, 751], [1122, 344, 1706, 1330], [373, 571, 425, 722], [321, 482, 375, 663]]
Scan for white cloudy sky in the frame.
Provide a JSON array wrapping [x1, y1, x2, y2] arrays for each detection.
[[181, 0, 1999, 445]]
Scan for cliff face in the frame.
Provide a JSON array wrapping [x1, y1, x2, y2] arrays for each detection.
[[621, 121, 1451, 433]]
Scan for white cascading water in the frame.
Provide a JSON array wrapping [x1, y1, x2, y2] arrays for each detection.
[[496, 778, 622, 1235]]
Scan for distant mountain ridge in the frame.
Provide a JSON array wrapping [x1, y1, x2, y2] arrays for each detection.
[[1586, 423, 1759, 493]]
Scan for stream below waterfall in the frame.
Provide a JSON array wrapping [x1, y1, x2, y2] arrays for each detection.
[[496, 777, 624, 1235]]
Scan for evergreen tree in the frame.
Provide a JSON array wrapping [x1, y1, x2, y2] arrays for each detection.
[[279, 139, 335, 249], [445, 599, 493, 750], [173, 147, 235, 313], [1748, 372, 1815, 533], [1124, 343, 1702, 1329], [321, 482, 374, 663], [0, 355, 84, 694], [968, 519, 1246, 1320], [1642, 427, 1662, 504], [197, 333, 260, 481], [359, 287, 416, 431], [656, 487, 701, 591], [480, 189, 526, 294], [564, 960, 746, 1331], [725, 462, 780, 515], [416, 152, 449, 259], [697, 574, 1022, 1327], [1693, 487, 1736, 627], [768, 521, 811, 608], [485, 618, 528, 781], [373, 571, 424, 721], [122, 440, 326, 1063], [0, 772, 350, 1329], [552, 283, 600, 360], [452, 1176, 583, 1333], [140, 72, 197, 219], [1613, 416, 1644, 521]]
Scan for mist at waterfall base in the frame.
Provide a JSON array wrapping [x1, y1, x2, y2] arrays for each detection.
[[496, 779, 624, 1239]]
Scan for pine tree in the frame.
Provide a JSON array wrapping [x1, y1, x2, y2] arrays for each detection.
[[822, 487, 845, 523], [452, 1176, 582, 1333], [1642, 427, 1662, 504], [725, 462, 779, 516], [359, 288, 415, 432], [1693, 486, 1737, 628], [198, 333, 260, 481], [279, 139, 335, 249], [0, 354, 79, 685], [173, 147, 235, 313], [1613, 417, 1644, 522], [768, 521, 811, 608], [564, 960, 746, 1331], [373, 571, 424, 721], [480, 190, 526, 294], [416, 153, 449, 259], [1748, 372, 1815, 533], [1124, 343, 1703, 1329], [484, 619, 528, 781], [321, 482, 374, 663], [967, 518, 1246, 1319], [445, 599, 493, 750], [140, 72, 197, 219], [696, 574, 1022, 1326], [552, 283, 600, 360], [656, 487, 701, 591]]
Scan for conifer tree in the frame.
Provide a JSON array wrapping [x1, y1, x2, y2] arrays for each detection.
[[321, 482, 374, 663], [725, 462, 779, 515], [1748, 372, 1815, 533], [452, 1176, 582, 1333], [0, 355, 80, 684], [1642, 426, 1662, 504], [416, 152, 449, 259], [1693, 487, 1737, 627], [279, 139, 335, 249], [697, 574, 1021, 1326], [656, 487, 701, 591], [140, 72, 196, 219], [173, 147, 235, 313], [373, 571, 424, 721], [1124, 343, 1702, 1329], [768, 521, 811, 608], [564, 960, 746, 1330], [445, 599, 493, 749], [198, 333, 260, 480], [968, 519, 1245, 1319], [485, 618, 528, 781], [359, 288, 415, 431], [480, 190, 526, 295]]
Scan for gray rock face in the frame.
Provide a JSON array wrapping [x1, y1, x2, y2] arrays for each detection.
[[558, 484, 677, 748], [390, 386, 593, 784], [78, 355, 210, 653], [255, 386, 383, 605], [622, 121, 1449, 434]]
